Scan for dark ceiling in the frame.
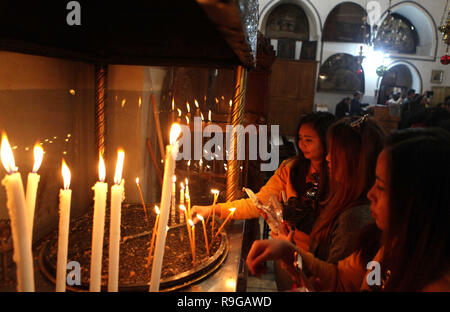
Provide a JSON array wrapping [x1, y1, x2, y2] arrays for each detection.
[[0, 0, 254, 68]]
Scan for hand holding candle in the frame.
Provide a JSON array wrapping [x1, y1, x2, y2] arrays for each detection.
[[1, 133, 35, 291], [108, 150, 125, 292], [56, 160, 72, 292]]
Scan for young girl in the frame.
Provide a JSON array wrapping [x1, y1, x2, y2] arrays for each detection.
[[307, 115, 385, 264], [191, 112, 336, 250], [273, 115, 385, 290], [246, 128, 450, 291]]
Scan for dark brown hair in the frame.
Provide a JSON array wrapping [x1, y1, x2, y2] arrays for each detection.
[[310, 116, 385, 244], [381, 128, 450, 291], [289, 112, 337, 203]]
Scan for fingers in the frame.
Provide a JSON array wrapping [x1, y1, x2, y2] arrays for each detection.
[[246, 240, 271, 276]]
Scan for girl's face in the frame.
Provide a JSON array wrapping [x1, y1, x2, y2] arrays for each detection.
[[367, 150, 390, 231], [298, 123, 324, 162]]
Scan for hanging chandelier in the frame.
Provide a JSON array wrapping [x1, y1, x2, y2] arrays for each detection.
[[439, 0, 450, 64]]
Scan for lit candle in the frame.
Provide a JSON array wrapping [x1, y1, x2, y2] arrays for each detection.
[[186, 102, 191, 125], [136, 177, 149, 223], [185, 178, 190, 203], [177, 108, 182, 123], [197, 214, 209, 256], [179, 182, 185, 224], [171, 98, 175, 125], [146, 205, 160, 267], [25, 143, 43, 243], [149, 123, 181, 292], [108, 150, 125, 292], [56, 159, 72, 292], [188, 219, 196, 267], [186, 192, 191, 222], [180, 204, 190, 244], [208, 189, 220, 235], [1, 133, 34, 292], [170, 175, 176, 225], [213, 208, 236, 243], [194, 99, 201, 117], [208, 110, 212, 124], [90, 153, 108, 292]]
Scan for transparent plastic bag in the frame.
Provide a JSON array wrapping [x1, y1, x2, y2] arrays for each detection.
[[243, 187, 287, 236]]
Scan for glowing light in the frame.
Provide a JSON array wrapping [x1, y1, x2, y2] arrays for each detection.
[[32, 144, 44, 173], [1, 133, 17, 174], [61, 159, 71, 190], [99, 153, 106, 182], [113, 150, 125, 184], [154, 205, 160, 215], [169, 123, 182, 146]]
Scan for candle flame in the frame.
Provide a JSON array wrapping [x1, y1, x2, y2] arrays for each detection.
[[185, 116, 190, 125], [179, 204, 186, 212], [200, 112, 204, 121], [177, 108, 182, 117], [229, 207, 236, 213], [172, 175, 176, 183], [208, 110, 211, 122], [62, 159, 71, 189], [211, 189, 220, 195], [215, 97, 219, 104], [114, 150, 125, 184], [186, 102, 190, 113], [194, 99, 199, 108], [187, 160, 191, 167], [196, 214, 204, 221], [98, 153, 106, 182], [180, 182, 185, 189], [188, 219, 194, 227], [154, 205, 160, 215], [32, 143, 44, 173], [170, 123, 182, 146], [1, 133, 17, 174], [135, 177, 139, 184], [185, 178, 189, 185], [229, 99, 232, 107], [172, 98, 175, 111]]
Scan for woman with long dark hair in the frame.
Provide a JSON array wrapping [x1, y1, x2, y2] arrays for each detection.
[[246, 128, 450, 291], [307, 115, 385, 264], [192, 112, 336, 250]]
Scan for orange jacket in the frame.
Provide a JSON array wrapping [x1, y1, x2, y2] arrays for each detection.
[[217, 157, 311, 250], [301, 248, 450, 291]]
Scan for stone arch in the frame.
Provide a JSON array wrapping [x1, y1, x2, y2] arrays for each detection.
[[386, 60, 423, 95], [378, 1, 438, 58], [259, 0, 321, 41], [323, 2, 367, 43]]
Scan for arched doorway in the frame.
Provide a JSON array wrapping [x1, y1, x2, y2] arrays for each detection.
[[265, 3, 310, 59], [377, 64, 412, 104]]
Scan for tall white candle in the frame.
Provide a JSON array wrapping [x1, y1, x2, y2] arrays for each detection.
[[108, 150, 125, 292], [25, 144, 43, 244], [90, 153, 108, 292], [1, 133, 34, 292], [56, 160, 72, 292], [149, 123, 181, 292]]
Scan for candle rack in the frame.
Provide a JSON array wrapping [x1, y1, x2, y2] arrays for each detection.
[[37, 204, 229, 292]]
